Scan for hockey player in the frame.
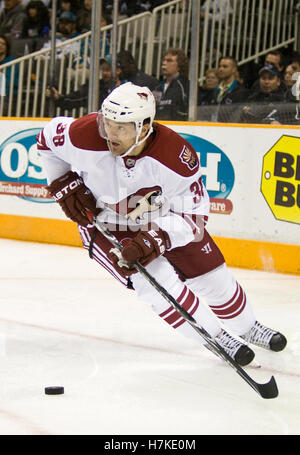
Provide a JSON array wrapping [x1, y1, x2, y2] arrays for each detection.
[[37, 82, 287, 367]]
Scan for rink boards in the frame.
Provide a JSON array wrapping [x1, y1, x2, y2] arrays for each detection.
[[0, 117, 299, 275]]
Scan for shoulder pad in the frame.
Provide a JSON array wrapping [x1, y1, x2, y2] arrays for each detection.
[[149, 124, 199, 176], [69, 113, 108, 151]]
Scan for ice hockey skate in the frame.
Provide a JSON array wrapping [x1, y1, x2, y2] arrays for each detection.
[[214, 329, 255, 366], [241, 321, 287, 351]]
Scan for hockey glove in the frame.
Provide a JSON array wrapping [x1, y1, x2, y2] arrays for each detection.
[[108, 227, 171, 277], [47, 170, 100, 226]]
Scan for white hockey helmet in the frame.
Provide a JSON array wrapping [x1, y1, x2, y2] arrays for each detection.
[[98, 82, 156, 156]]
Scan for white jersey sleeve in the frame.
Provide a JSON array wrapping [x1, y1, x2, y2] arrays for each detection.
[[37, 116, 75, 183]]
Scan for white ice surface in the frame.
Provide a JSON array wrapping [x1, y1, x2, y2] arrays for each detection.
[[0, 238, 299, 435]]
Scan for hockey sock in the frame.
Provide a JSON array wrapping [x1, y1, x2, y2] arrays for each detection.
[[187, 264, 256, 335], [131, 257, 222, 343]]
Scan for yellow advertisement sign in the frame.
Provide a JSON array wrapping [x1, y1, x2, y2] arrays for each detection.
[[261, 135, 300, 225]]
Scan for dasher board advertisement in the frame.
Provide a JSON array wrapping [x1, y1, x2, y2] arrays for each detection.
[[0, 119, 299, 249]]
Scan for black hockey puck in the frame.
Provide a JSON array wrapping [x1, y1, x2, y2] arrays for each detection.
[[45, 386, 64, 395]]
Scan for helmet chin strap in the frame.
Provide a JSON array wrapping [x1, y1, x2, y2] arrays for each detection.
[[117, 125, 153, 158]]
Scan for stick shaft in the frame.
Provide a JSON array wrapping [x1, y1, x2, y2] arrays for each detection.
[[90, 216, 278, 399]]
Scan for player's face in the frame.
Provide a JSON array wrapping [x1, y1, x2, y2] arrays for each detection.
[[103, 118, 137, 156]]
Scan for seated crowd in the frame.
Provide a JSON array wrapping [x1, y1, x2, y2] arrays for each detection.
[[197, 50, 300, 125], [0, 1, 299, 125], [0, 0, 169, 40]]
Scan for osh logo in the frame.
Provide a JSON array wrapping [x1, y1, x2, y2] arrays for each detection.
[[179, 133, 235, 214], [0, 128, 52, 203], [261, 135, 300, 225]]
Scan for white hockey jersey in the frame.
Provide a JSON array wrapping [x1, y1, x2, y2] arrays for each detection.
[[37, 113, 210, 249]]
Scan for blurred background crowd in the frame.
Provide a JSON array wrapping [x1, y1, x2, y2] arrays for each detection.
[[0, 0, 300, 125]]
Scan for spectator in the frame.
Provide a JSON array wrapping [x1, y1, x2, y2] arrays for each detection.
[[0, 0, 27, 39], [72, 0, 112, 34], [47, 0, 82, 16], [76, 0, 92, 33], [208, 56, 248, 122], [0, 33, 18, 89], [60, 0, 83, 15], [264, 50, 285, 76], [239, 64, 286, 124], [284, 55, 300, 100], [237, 61, 260, 89], [0, 33, 11, 67], [55, 11, 79, 39], [45, 55, 119, 114], [198, 68, 219, 105], [154, 47, 189, 121], [250, 50, 286, 92], [283, 62, 300, 103], [0, 34, 19, 113], [21, 0, 50, 39], [284, 64, 295, 90], [216, 56, 248, 102], [117, 49, 159, 91], [41, 11, 80, 58], [39, 10, 82, 90], [121, 1, 167, 16], [69, 12, 110, 82], [48, 49, 160, 115], [289, 55, 300, 74], [247, 64, 286, 101], [283, 56, 300, 124], [76, 0, 110, 34], [22, 0, 50, 5]]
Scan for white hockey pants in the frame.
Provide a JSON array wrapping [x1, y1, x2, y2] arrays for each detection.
[[131, 256, 256, 345]]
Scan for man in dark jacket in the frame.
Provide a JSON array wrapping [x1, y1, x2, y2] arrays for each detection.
[[0, 0, 26, 39], [154, 48, 190, 121], [208, 56, 249, 122], [117, 50, 160, 92], [46, 51, 159, 115], [45, 56, 118, 115], [240, 63, 287, 124]]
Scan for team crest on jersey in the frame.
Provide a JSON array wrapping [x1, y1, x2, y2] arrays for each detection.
[[125, 158, 136, 168], [179, 145, 198, 170]]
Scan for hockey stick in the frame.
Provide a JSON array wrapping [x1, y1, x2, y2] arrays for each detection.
[[89, 215, 278, 399]]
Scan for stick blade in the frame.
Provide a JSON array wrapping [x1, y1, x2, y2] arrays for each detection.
[[257, 375, 278, 399]]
